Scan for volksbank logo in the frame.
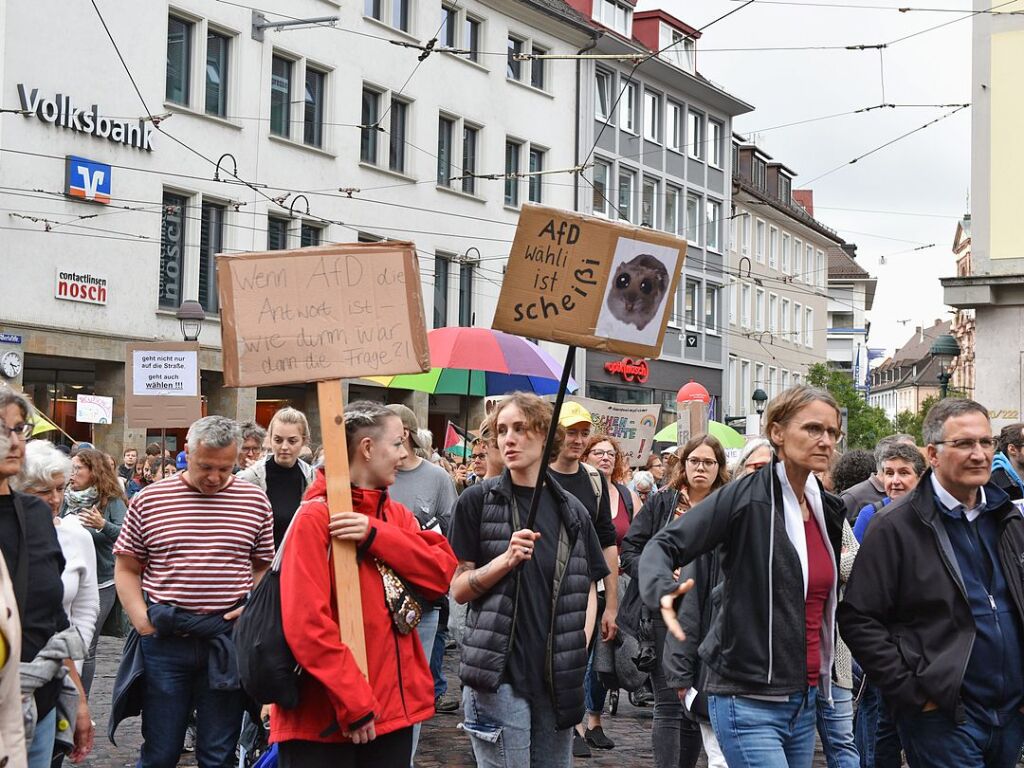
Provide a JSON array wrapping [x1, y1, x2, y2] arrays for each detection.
[[17, 84, 154, 151], [65, 156, 111, 204]]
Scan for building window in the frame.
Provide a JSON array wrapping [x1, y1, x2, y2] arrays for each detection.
[[816, 250, 826, 288], [741, 360, 751, 406], [267, 216, 289, 250], [688, 109, 704, 160], [805, 243, 814, 281], [166, 16, 192, 106], [440, 4, 457, 46], [505, 140, 521, 206], [364, 0, 382, 19], [617, 167, 635, 222], [592, 159, 610, 215], [528, 147, 544, 203], [438, 116, 455, 186], [755, 288, 765, 332], [530, 45, 546, 89], [768, 293, 778, 332], [781, 233, 790, 273], [728, 283, 738, 325], [782, 370, 790, 390], [779, 174, 792, 202], [389, 99, 408, 173], [507, 37, 524, 81], [464, 17, 481, 61], [459, 263, 474, 326], [705, 285, 718, 332], [360, 88, 380, 163], [755, 219, 765, 262], [394, 0, 410, 31], [199, 201, 225, 313], [620, 82, 637, 133], [462, 125, 478, 194], [270, 55, 292, 137], [752, 157, 767, 189], [685, 193, 701, 245], [205, 31, 229, 117], [644, 91, 661, 142], [740, 282, 751, 328], [433, 254, 449, 328], [300, 223, 323, 247], [665, 186, 680, 234], [709, 120, 723, 168], [594, 0, 632, 35], [304, 67, 326, 148], [595, 69, 613, 120], [685, 280, 699, 328], [741, 213, 750, 255], [805, 308, 814, 348], [641, 179, 656, 228], [755, 363, 765, 395], [706, 199, 721, 251], [769, 366, 778, 398], [781, 298, 791, 335], [794, 239, 803, 278], [159, 192, 187, 309], [794, 302, 803, 345], [768, 226, 778, 269], [668, 101, 683, 152]]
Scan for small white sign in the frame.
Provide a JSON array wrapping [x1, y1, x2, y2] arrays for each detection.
[[55, 269, 108, 305], [76, 394, 113, 424], [132, 350, 199, 397]]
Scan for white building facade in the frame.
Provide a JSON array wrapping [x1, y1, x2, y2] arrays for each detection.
[[826, 244, 876, 392], [0, 0, 593, 452]]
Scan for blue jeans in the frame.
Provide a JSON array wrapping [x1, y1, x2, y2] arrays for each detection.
[[896, 706, 1024, 768], [431, 626, 448, 698], [410, 607, 439, 763], [137, 633, 245, 768], [709, 688, 818, 768], [817, 686, 859, 768], [854, 680, 902, 768], [461, 683, 573, 768], [27, 707, 56, 768], [583, 642, 607, 716]]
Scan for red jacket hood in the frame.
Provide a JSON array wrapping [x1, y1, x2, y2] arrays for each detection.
[[302, 469, 389, 517]]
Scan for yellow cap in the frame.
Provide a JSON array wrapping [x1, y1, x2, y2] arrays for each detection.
[[558, 402, 593, 429]]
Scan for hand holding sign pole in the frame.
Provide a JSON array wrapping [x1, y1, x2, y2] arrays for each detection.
[[218, 243, 431, 676], [493, 204, 686, 530]]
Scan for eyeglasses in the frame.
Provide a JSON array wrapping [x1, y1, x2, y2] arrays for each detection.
[[241, 446, 263, 455], [470, 453, 487, 461], [799, 423, 843, 442], [686, 458, 719, 470], [934, 437, 997, 452], [0, 422, 32, 440], [589, 449, 617, 458]]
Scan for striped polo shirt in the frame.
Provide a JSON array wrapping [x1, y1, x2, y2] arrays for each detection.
[[114, 474, 275, 613]]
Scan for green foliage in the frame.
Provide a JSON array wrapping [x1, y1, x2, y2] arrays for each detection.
[[891, 395, 940, 445], [806, 363, 893, 449]]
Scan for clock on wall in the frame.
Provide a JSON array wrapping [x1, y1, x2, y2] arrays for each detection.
[[0, 350, 22, 379]]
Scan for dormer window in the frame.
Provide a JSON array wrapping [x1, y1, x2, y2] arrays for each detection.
[[778, 174, 792, 202], [660, 27, 695, 72], [752, 157, 767, 189], [594, 0, 632, 37]]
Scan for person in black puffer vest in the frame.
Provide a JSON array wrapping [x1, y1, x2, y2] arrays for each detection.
[[449, 392, 609, 768]]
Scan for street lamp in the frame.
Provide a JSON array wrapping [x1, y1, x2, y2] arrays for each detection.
[[929, 333, 961, 399], [176, 300, 206, 342], [752, 387, 769, 416]]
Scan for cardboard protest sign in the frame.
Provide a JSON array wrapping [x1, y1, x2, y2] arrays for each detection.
[[76, 394, 113, 424], [124, 342, 202, 428], [493, 204, 686, 358], [565, 395, 661, 467], [217, 243, 431, 388]]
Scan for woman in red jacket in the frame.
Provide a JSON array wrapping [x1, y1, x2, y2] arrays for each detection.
[[271, 401, 458, 767]]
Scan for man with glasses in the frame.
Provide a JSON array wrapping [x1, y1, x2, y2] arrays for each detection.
[[840, 398, 1024, 768], [236, 422, 267, 472]]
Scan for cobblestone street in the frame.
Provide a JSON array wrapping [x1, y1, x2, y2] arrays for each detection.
[[86, 636, 842, 767]]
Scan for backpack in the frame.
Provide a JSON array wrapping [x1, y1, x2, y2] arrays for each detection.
[[234, 498, 325, 708], [581, 462, 603, 503]]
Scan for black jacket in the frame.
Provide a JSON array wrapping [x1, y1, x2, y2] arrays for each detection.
[[638, 460, 845, 698], [457, 471, 598, 729], [838, 470, 1024, 722], [620, 488, 680, 579]]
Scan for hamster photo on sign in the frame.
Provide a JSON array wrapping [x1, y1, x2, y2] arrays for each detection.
[[594, 237, 681, 347]]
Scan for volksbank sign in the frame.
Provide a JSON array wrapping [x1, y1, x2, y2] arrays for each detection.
[[17, 84, 154, 151]]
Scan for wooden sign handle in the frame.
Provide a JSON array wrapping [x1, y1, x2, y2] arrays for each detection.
[[317, 380, 369, 677]]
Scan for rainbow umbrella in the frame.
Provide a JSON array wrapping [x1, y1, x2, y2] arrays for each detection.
[[366, 328, 578, 397], [654, 419, 746, 449]]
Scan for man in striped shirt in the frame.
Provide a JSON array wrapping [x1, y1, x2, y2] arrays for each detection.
[[114, 415, 274, 768]]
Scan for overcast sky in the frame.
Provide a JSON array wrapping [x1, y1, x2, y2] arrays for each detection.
[[640, 0, 973, 356]]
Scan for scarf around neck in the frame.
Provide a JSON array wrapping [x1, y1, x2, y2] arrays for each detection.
[[63, 485, 99, 516]]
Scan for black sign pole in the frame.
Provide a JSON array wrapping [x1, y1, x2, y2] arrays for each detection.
[[525, 344, 576, 531]]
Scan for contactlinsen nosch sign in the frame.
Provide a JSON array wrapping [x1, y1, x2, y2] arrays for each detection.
[[54, 269, 107, 306]]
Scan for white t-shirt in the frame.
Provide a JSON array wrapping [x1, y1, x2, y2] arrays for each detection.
[[56, 515, 100, 670]]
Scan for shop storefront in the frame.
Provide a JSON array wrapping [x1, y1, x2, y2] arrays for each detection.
[[584, 351, 723, 432]]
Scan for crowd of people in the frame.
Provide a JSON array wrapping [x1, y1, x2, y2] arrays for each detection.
[[3, 381, 1024, 768]]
